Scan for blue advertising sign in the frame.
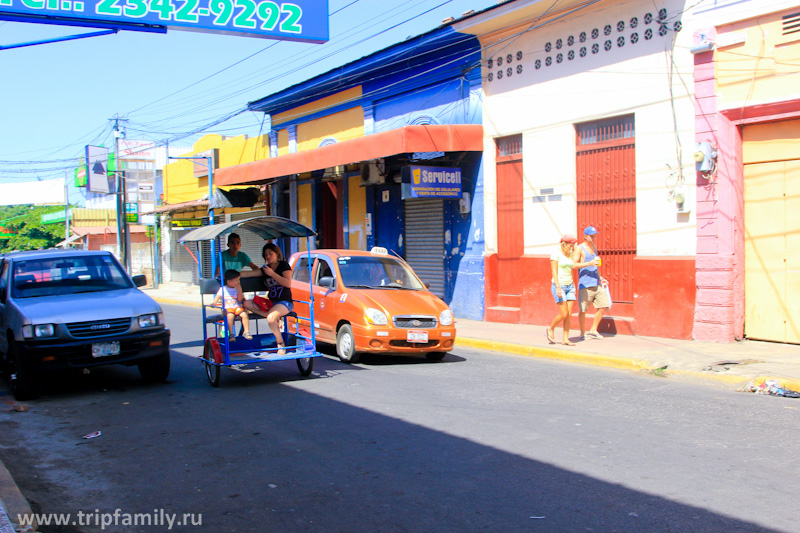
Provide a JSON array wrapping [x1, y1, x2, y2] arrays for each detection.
[[0, 0, 328, 42], [402, 165, 462, 199]]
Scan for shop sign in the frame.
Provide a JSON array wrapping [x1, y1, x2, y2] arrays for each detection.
[[402, 165, 462, 199], [171, 219, 203, 229]]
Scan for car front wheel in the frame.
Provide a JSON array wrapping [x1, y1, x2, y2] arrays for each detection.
[[138, 351, 171, 383], [336, 324, 361, 364], [7, 339, 42, 401]]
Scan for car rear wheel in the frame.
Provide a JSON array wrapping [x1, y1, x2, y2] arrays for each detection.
[[336, 324, 361, 364], [425, 351, 447, 361], [138, 351, 171, 383], [7, 339, 41, 401]]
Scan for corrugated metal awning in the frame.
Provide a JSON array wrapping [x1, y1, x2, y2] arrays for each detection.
[[215, 124, 483, 186], [144, 199, 209, 215], [178, 216, 315, 243]]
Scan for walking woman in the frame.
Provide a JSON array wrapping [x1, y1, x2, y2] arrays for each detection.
[[260, 243, 294, 354], [547, 234, 599, 346]]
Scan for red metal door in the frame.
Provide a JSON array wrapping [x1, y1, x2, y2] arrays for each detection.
[[496, 135, 524, 299], [576, 115, 636, 303]]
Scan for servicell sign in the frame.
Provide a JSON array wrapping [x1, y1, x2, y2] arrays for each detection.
[[402, 165, 462, 199]]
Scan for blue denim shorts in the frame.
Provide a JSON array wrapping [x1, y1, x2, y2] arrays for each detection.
[[273, 300, 294, 313], [551, 283, 576, 303]]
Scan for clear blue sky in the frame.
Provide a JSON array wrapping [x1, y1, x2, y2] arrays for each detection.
[[0, 0, 493, 205]]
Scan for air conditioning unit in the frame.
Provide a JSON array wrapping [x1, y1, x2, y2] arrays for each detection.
[[360, 159, 386, 186]]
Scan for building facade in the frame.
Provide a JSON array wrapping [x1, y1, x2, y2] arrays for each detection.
[[692, 0, 800, 343], [163, 23, 487, 320]]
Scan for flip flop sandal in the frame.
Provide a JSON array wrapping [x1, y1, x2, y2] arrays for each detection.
[[546, 329, 555, 344]]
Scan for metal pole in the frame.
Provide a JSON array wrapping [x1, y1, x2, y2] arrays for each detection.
[[123, 170, 132, 272], [208, 156, 215, 278], [114, 132, 123, 262], [64, 172, 70, 242]]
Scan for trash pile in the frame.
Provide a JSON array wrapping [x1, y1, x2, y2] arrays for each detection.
[[740, 379, 800, 398]]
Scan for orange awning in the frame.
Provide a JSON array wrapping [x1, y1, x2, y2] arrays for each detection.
[[215, 124, 483, 186]]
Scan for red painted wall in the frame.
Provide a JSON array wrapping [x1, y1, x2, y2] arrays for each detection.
[[632, 256, 696, 339], [485, 254, 695, 339]]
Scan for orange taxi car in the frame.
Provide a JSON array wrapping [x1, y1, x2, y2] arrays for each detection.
[[288, 247, 456, 363]]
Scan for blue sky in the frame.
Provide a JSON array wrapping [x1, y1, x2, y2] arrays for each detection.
[[0, 0, 493, 204]]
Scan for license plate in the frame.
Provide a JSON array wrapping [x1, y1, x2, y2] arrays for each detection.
[[407, 330, 428, 343], [92, 341, 120, 357]]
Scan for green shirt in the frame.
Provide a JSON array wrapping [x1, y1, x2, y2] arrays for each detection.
[[220, 251, 253, 274]]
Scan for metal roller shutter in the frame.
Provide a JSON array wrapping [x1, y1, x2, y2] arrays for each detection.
[[170, 229, 198, 283], [404, 198, 445, 298]]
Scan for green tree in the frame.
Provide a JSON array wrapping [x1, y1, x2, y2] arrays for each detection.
[[0, 206, 67, 253]]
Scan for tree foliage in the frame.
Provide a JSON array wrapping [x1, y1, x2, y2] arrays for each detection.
[[0, 205, 69, 253]]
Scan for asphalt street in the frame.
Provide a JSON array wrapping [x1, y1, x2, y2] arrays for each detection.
[[0, 303, 798, 532]]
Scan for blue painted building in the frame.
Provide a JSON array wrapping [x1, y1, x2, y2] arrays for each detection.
[[216, 22, 486, 320]]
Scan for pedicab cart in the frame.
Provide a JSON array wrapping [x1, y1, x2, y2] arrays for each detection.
[[178, 216, 319, 387]]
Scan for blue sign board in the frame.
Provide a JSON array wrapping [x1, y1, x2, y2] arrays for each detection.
[[0, 0, 328, 42], [402, 165, 462, 199]]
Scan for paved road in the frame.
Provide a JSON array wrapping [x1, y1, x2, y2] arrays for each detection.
[[1, 303, 798, 532]]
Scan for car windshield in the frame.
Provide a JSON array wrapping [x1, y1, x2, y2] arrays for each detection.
[[12, 255, 133, 298], [336, 255, 426, 290]]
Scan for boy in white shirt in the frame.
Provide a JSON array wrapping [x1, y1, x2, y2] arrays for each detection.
[[213, 269, 252, 342]]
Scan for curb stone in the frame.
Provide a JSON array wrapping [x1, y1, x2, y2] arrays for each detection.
[[0, 455, 36, 532]]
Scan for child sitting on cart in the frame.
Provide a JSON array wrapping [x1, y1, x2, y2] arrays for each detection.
[[213, 269, 253, 342]]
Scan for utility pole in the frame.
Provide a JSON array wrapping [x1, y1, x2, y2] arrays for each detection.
[[64, 172, 70, 242], [112, 115, 131, 271]]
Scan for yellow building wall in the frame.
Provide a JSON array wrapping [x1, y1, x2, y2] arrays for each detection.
[[273, 87, 362, 127], [297, 182, 314, 252], [277, 130, 290, 157], [297, 108, 364, 151], [162, 132, 270, 205], [348, 176, 366, 250], [716, 10, 800, 106]]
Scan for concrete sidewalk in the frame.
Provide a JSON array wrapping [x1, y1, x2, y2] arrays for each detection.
[[143, 282, 800, 392]]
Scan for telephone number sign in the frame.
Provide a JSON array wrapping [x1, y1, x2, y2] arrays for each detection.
[[0, 0, 328, 42]]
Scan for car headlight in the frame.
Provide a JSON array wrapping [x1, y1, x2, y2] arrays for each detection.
[[365, 308, 388, 325], [138, 313, 160, 328], [23, 324, 56, 339], [439, 309, 453, 326]]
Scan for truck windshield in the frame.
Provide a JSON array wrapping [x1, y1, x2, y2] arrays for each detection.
[[12, 255, 133, 297]]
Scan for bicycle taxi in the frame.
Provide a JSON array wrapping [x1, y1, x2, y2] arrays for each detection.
[[178, 216, 319, 387]]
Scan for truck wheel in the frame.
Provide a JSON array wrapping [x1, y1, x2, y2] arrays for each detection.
[[138, 351, 171, 383], [8, 339, 41, 401]]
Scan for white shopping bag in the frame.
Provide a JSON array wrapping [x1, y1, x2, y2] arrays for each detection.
[[604, 284, 613, 308]]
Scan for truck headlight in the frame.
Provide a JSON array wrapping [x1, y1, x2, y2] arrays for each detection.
[[138, 313, 160, 328], [365, 308, 388, 325], [439, 310, 453, 326], [23, 324, 56, 338]]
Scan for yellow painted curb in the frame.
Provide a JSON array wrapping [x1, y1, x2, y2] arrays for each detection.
[[152, 297, 201, 308], [455, 337, 800, 393], [455, 337, 650, 372]]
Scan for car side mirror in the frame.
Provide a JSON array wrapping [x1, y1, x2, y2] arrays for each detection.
[[132, 275, 147, 288], [318, 276, 335, 289], [424, 281, 431, 289]]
